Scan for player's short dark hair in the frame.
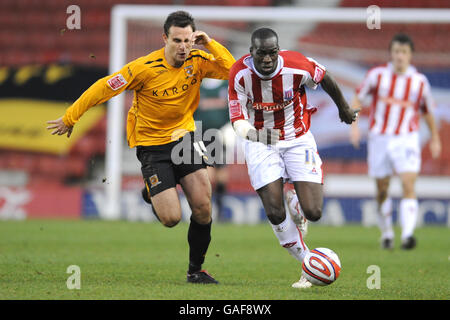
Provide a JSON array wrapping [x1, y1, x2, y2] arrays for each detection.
[[163, 11, 196, 36], [389, 33, 414, 51], [251, 27, 279, 45]]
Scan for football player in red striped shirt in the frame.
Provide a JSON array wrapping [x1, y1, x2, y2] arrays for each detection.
[[228, 28, 358, 288], [350, 33, 441, 250]]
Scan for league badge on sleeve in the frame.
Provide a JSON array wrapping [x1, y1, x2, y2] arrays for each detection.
[[313, 66, 325, 84], [229, 100, 243, 118], [107, 74, 128, 91]]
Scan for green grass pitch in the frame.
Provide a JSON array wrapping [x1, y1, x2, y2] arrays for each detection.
[[0, 220, 448, 300]]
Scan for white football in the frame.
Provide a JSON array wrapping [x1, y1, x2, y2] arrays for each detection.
[[302, 248, 341, 286]]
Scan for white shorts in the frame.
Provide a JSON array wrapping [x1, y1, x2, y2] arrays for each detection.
[[367, 132, 421, 178], [240, 131, 323, 190]]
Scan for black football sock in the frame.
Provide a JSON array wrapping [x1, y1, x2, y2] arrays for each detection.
[[215, 182, 226, 221], [187, 216, 212, 274]]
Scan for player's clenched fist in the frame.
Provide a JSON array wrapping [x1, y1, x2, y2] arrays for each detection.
[[339, 107, 360, 125], [46, 117, 73, 138]]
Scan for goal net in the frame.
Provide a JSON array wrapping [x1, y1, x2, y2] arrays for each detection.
[[102, 5, 450, 220]]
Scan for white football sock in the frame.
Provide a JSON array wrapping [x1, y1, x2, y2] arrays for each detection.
[[270, 214, 309, 262], [286, 190, 306, 224], [378, 197, 394, 240], [399, 198, 419, 240]]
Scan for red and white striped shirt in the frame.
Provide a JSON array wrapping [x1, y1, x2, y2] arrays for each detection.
[[356, 63, 434, 136], [228, 50, 326, 141]]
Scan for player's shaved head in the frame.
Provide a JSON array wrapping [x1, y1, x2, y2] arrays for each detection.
[[250, 28, 280, 76], [251, 27, 279, 46]]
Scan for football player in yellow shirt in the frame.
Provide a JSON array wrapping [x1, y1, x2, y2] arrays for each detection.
[[46, 11, 235, 284]]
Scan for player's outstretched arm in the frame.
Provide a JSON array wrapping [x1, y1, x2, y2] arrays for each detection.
[[45, 79, 108, 139], [321, 72, 359, 124], [45, 61, 143, 138]]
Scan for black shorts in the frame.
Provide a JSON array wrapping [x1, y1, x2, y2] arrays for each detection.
[[136, 132, 209, 196]]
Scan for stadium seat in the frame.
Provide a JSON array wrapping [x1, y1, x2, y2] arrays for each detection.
[[70, 136, 98, 157], [35, 155, 67, 178], [0, 0, 277, 68], [322, 161, 344, 174], [343, 161, 368, 175], [421, 159, 437, 175], [439, 160, 450, 175], [298, 0, 450, 68], [66, 156, 87, 178], [226, 164, 254, 193], [27, 174, 65, 187], [340, 0, 449, 8], [83, 10, 110, 29]]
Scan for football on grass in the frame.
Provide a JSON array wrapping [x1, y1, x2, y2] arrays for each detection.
[[302, 248, 341, 286]]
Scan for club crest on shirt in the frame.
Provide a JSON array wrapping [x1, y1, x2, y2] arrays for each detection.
[[284, 88, 294, 101], [184, 65, 194, 78]]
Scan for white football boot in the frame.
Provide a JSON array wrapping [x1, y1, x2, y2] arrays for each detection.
[[285, 189, 308, 236], [292, 274, 313, 289]]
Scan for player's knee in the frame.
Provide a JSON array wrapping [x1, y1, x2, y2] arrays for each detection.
[[266, 206, 286, 225], [303, 207, 322, 222], [377, 190, 388, 203], [157, 211, 181, 227], [401, 183, 415, 198], [402, 189, 416, 199], [191, 200, 212, 224], [376, 181, 390, 203], [160, 216, 181, 228]]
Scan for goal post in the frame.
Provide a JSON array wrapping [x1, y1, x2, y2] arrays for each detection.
[[104, 5, 450, 220]]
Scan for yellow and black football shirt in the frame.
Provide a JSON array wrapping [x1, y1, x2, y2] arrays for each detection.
[[62, 39, 235, 147]]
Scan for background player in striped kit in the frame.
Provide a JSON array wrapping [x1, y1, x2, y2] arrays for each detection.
[[228, 28, 359, 288], [350, 33, 441, 250]]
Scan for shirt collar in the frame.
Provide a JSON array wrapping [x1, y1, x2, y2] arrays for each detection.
[[387, 62, 417, 76]]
